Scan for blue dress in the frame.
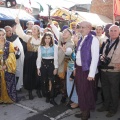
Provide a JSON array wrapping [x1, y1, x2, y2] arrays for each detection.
[[66, 60, 78, 103]]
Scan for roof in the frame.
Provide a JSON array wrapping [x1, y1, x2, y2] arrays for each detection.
[[0, 7, 37, 21]]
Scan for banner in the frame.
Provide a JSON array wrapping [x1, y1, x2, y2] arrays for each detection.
[[114, 0, 120, 17]]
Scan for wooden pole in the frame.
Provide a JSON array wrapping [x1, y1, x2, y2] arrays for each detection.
[[17, 2, 23, 17], [113, 0, 115, 23]]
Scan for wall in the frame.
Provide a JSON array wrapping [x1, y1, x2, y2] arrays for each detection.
[[90, 0, 113, 20]]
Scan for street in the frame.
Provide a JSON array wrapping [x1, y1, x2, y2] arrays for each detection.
[[0, 89, 120, 120]]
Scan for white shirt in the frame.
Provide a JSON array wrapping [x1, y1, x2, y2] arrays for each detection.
[[36, 44, 58, 69], [76, 35, 99, 78]]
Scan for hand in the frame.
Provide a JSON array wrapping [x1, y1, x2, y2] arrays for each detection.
[[100, 55, 105, 61], [53, 68, 57, 75], [72, 34, 79, 45], [59, 45, 66, 52], [15, 17, 20, 24], [14, 46, 19, 51], [114, 63, 120, 69], [37, 69, 41, 76], [2, 65, 7, 70], [69, 78, 73, 81], [87, 77, 94, 81], [48, 19, 52, 25], [73, 69, 76, 76]]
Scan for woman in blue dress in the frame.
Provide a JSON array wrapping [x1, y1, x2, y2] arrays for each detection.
[[36, 32, 58, 105]]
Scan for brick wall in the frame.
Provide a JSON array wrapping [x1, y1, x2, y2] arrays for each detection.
[[90, 0, 113, 20]]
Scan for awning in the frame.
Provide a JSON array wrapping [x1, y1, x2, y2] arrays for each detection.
[[52, 8, 112, 26], [77, 12, 112, 26], [0, 7, 37, 21]]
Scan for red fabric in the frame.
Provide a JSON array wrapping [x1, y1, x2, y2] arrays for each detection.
[[114, 0, 120, 17]]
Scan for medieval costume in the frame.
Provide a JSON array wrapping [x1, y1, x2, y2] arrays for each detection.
[[6, 34, 24, 91], [15, 23, 41, 100], [36, 32, 58, 105], [75, 33, 99, 119], [0, 41, 17, 103], [58, 29, 74, 103]]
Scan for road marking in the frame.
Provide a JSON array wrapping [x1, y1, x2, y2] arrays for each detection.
[[14, 103, 38, 113], [44, 109, 72, 120]]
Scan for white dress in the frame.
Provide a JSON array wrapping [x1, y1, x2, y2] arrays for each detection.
[[13, 37, 24, 90]]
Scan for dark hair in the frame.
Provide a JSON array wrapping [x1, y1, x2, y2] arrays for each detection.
[[40, 32, 54, 46]]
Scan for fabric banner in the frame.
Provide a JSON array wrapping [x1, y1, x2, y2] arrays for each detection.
[[114, 0, 120, 17]]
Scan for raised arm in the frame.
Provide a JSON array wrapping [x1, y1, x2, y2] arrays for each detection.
[[15, 17, 31, 43]]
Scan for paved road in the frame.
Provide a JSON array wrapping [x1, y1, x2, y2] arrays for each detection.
[[0, 89, 120, 120]]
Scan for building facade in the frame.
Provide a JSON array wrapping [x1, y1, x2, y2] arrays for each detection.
[[90, 0, 113, 20]]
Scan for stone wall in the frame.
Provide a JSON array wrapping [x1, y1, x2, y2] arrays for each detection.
[[90, 0, 113, 20]]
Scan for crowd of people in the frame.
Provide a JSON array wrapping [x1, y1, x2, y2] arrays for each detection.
[[0, 17, 120, 120]]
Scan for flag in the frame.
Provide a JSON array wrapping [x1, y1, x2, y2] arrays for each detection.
[[114, 0, 120, 17], [36, 2, 44, 12], [6, 0, 16, 8], [0, 0, 4, 5], [24, 0, 32, 14]]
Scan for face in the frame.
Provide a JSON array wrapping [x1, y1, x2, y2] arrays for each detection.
[[54, 23, 58, 28], [32, 25, 40, 37], [0, 31, 6, 41], [96, 26, 104, 36], [62, 29, 71, 39], [27, 22, 34, 29], [12, 25, 16, 33], [5, 27, 12, 37], [109, 26, 120, 40], [79, 22, 91, 37], [71, 24, 76, 31], [44, 35, 51, 45], [75, 24, 81, 34]]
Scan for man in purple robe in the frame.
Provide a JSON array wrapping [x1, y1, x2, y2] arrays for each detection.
[[74, 21, 99, 120]]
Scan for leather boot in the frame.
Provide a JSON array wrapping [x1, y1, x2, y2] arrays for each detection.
[[81, 111, 90, 120], [50, 98, 58, 106], [36, 90, 42, 98], [61, 96, 66, 103], [28, 90, 34, 100], [46, 91, 50, 103]]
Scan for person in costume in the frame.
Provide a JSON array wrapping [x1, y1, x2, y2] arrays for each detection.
[[15, 17, 42, 100], [0, 28, 17, 103], [58, 28, 74, 103], [36, 32, 58, 105], [4, 26, 24, 91], [74, 21, 99, 120]]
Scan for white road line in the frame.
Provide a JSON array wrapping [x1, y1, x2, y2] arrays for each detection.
[[14, 103, 38, 113]]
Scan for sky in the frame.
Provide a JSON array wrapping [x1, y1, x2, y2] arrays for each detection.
[[16, 0, 92, 16], [34, 0, 92, 15], [35, 0, 92, 8]]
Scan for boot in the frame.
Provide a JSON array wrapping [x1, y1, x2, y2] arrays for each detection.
[[81, 111, 90, 120], [46, 91, 50, 103], [50, 98, 58, 106], [28, 90, 34, 100], [36, 90, 42, 98], [49, 87, 57, 106], [61, 96, 66, 103]]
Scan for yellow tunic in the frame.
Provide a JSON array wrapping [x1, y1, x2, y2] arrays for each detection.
[[0, 43, 16, 103]]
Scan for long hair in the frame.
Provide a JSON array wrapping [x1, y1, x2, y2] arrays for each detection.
[[0, 28, 6, 41], [40, 32, 54, 46]]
